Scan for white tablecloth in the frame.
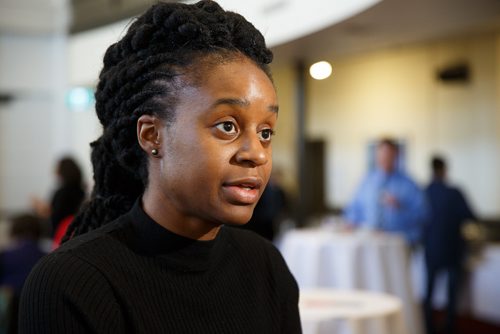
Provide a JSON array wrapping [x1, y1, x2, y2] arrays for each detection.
[[409, 243, 500, 325], [471, 244, 500, 324], [279, 228, 423, 334], [300, 289, 408, 334]]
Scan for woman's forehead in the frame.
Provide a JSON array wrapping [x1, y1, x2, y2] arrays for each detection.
[[184, 51, 270, 83]]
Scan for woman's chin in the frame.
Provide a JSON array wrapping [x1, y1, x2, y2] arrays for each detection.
[[219, 207, 254, 226]]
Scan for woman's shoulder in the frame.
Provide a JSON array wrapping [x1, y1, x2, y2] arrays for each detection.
[[21, 217, 134, 307], [20, 229, 129, 333], [29, 219, 128, 280], [31, 216, 131, 280], [24, 245, 104, 290]]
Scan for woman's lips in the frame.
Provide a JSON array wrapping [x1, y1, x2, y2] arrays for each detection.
[[222, 178, 262, 205], [222, 185, 260, 204]]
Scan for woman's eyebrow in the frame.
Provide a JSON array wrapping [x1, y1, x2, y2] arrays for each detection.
[[268, 105, 279, 113], [211, 98, 279, 114], [211, 98, 250, 108]]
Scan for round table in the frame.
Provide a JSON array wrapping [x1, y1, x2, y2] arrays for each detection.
[[279, 227, 423, 334], [300, 289, 408, 334], [471, 244, 500, 324]]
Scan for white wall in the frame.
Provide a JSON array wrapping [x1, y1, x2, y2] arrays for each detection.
[[0, 34, 69, 212], [66, 19, 132, 189], [68, 19, 131, 86], [304, 33, 500, 217], [0, 7, 123, 213], [270, 63, 299, 194]]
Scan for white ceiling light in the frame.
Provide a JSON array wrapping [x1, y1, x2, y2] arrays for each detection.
[[309, 61, 332, 80]]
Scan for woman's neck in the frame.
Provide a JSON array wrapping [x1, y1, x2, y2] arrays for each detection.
[[141, 187, 221, 241]]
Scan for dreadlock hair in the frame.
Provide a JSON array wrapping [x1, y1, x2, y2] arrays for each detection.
[[65, 0, 273, 240]]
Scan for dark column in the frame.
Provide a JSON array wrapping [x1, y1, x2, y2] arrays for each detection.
[[295, 61, 307, 227]]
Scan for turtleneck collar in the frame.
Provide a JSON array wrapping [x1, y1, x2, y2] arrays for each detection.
[[126, 199, 227, 272]]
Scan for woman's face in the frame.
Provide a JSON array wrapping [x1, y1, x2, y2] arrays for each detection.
[[154, 56, 278, 227]]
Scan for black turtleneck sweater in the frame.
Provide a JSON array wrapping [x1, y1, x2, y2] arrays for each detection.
[[19, 201, 301, 333]]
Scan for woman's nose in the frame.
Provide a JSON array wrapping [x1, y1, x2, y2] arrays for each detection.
[[234, 133, 269, 167]]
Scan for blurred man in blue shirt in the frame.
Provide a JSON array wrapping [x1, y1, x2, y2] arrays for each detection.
[[423, 156, 477, 334], [343, 138, 428, 245]]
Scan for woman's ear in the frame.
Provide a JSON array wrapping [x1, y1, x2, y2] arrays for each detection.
[[137, 115, 162, 158]]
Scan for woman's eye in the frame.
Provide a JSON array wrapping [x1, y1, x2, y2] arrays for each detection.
[[215, 121, 237, 135], [258, 129, 274, 142]]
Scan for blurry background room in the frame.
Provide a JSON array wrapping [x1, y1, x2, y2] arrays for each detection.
[[1, 0, 500, 333]]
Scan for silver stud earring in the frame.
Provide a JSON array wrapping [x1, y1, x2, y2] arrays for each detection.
[[151, 149, 159, 156]]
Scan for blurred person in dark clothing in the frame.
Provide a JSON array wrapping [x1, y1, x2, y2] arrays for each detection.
[[0, 214, 47, 333], [32, 156, 86, 236], [243, 169, 287, 241], [423, 156, 477, 334]]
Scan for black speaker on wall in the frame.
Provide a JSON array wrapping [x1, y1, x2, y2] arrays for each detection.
[[437, 63, 470, 83], [0, 93, 14, 105]]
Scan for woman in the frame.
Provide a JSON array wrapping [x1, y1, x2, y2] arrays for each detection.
[[31, 156, 86, 236], [19, 1, 301, 333]]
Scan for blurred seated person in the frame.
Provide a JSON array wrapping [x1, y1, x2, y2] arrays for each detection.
[[0, 214, 47, 333], [31, 156, 86, 236], [423, 156, 477, 334], [242, 169, 287, 241], [343, 138, 428, 246]]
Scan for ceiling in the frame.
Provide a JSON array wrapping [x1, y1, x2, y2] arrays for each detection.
[[70, 0, 158, 33], [0, 0, 69, 35], [272, 0, 500, 61], [1, 0, 500, 60], [0, 0, 379, 40], [0, 0, 159, 34], [215, 0, 381, 47]]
